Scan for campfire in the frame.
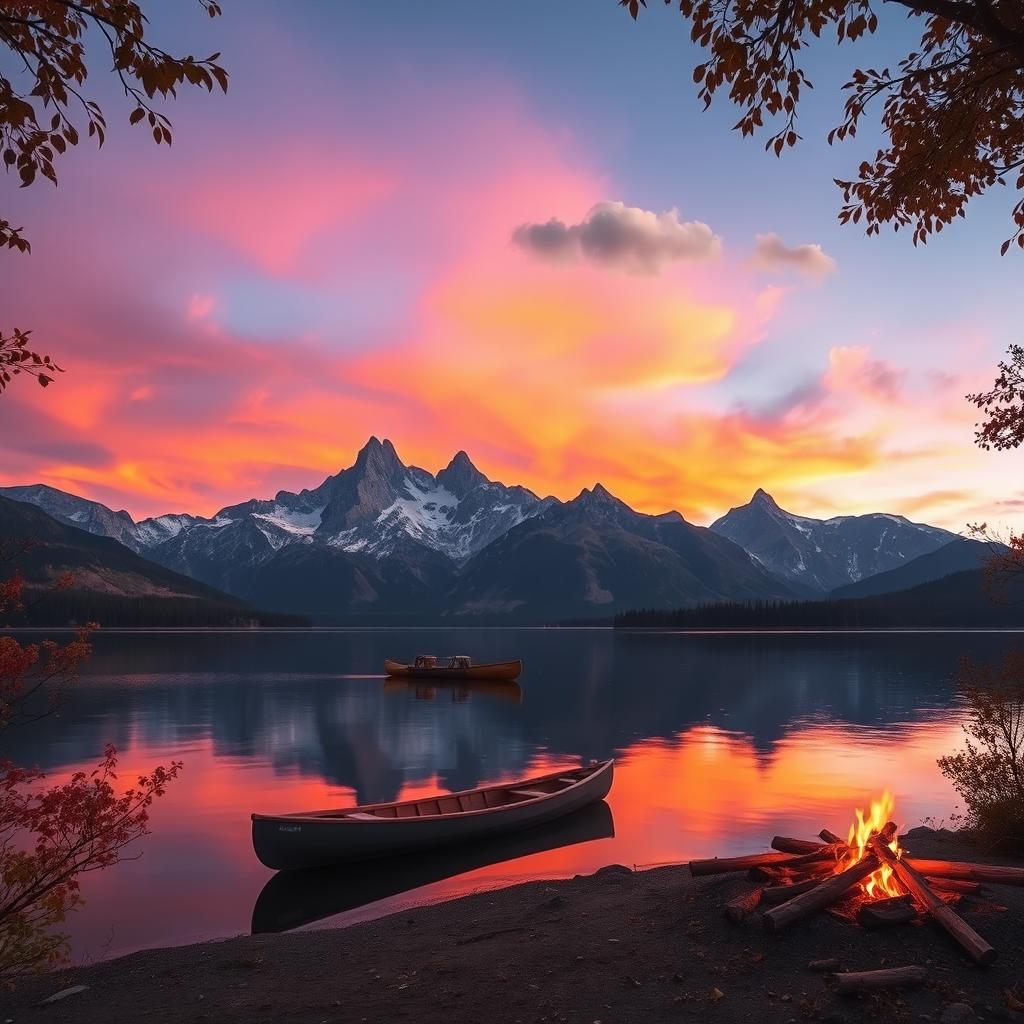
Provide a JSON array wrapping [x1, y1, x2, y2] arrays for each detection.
[[839, 791, 902, 901], [689, 791, 1024, 983]]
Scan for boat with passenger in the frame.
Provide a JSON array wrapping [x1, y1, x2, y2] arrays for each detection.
[[383, 653, 522, 681]]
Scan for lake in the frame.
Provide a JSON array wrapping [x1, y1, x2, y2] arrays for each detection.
[[7, 627, 1022, 964]]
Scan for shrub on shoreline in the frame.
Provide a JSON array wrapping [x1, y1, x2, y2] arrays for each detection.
[[938, 651, 1024, 849]]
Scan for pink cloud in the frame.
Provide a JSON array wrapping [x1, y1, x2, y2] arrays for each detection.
[[0, 44, 1012, 536], [187, 294, 217, 322], [824, 346, 905, 400], [752, 233, 836, 278], [168, 147, 397, 277]]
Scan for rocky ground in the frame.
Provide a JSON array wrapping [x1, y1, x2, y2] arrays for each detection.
[[4, 830, 1023, 1024]]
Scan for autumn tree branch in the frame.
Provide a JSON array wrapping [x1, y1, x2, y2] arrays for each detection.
[[0, 0, 227, 395], [624, 0, 1024, 251]]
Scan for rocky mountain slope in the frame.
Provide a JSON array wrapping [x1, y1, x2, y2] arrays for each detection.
[[710, 489, 956, 593], [829, 537, 996, 600], [448, 484, 796, 620], [0, 483, 142, 551], [0, 497, 299, 626], [2, 443, 971, 622]]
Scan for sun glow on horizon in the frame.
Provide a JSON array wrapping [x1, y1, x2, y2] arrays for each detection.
[[0, 7, 1019, 533]]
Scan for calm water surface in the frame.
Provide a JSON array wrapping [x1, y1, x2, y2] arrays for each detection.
[[9, 627, 1023, 963]]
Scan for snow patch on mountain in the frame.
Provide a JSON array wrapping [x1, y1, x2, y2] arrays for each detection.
[[711, 489, 958, 592], [386, 477, 461, 538], [325, 473, 537, 562], [134, 514, 199, 547], [252, 505, 324, 537]]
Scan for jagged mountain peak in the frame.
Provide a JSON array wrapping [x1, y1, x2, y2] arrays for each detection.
[[0, 482, 141, 550], [1, 483, 133, 520], [751, 487, 781, 509], [568, 483, 634, 517], [436, 450, 489, 498], [259, 440, 544, 565], [578, 482, 617, 502], [711, 490, 957, 593], [450, 482, 794, 620], [1, 447, 969, 622], [352, 435, 405, 478]]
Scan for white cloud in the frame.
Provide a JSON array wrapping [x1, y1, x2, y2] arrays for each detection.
[[512, 201, 721, 273]]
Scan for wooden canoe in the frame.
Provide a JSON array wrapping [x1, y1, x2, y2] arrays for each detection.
[[251, 759, 614, 871], [384, 658, 522, 681], [252, 800, 615, 933]]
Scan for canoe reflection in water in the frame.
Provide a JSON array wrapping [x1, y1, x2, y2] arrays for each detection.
[[383, 677, 523, 704], [251, 800, 614, 935]]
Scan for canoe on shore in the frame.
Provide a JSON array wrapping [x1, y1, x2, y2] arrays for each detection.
[[384, 657, 523, 681], [251, 759, 614, 871], [251, 800, 615, 933]]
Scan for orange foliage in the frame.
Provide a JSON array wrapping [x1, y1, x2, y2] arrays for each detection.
[[0, 1, 227, 394], [969, 344, 1024, 451], [0, 328, 61, 393], [965, 520, 1024, 602], [938, 651, 1024, 845], [623, 0, 1024, 251], [0, 747, 181, 975], [0, 553, 179, 976], [0, 1, 227, 204]]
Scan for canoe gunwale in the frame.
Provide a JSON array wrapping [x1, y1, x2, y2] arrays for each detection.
[[251, 759, 613, 826], [251, 760, 615, 870]]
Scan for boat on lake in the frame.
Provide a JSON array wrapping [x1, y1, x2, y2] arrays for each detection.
[[384, 654, 523, 681], [251, 800, 614, 933], [251, 759, 614, 871]]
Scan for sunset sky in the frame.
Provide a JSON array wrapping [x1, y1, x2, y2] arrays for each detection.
[[1, 0, 1021, 530]]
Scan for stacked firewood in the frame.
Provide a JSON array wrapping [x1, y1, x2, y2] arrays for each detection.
[[690, 823, 1024, 975]]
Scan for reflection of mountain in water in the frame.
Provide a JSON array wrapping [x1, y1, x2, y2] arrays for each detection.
[[8, 629, 1003, 803]]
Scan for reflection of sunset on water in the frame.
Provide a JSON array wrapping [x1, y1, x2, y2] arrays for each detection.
[[55, 714, 962, 959], [10, 626, 1003, 963]]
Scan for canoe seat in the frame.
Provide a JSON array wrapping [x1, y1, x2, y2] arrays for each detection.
[[345, 812, 381, 820], [557, 777, 580, 784], [509, 788, 550, 799]]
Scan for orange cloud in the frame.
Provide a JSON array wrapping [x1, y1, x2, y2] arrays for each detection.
[[0, 72, 1014, 535]]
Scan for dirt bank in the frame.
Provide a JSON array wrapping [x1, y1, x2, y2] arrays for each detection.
[[5, 832, 1023, 1024]]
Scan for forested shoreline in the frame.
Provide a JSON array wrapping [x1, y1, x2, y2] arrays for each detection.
[[615, 571, 1024, 629]]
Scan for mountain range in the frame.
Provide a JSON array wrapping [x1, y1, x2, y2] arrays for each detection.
[[0, 437, 989, 623], [709, 488, 957, 593], [0, 496, 302, 627]]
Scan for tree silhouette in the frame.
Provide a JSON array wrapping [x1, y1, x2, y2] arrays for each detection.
[[0, 0, 228, 392], [970, 344, 1024, 450], [0, 0, 219, 974], [623, 0, 1024, 251]]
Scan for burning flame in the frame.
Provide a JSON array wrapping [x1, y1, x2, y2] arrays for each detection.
[[840, 790, 903, 900]]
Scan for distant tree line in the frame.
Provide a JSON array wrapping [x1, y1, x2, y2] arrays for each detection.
[[614, 571, 1024, 629], [4, 592, 309, 629]]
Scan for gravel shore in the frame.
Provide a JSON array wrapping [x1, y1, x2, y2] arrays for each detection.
[[5, 833, 1023, 1024]]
